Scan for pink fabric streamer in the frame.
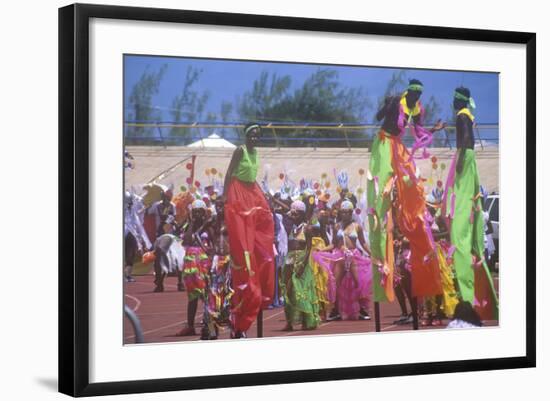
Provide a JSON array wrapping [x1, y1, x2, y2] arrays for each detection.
[[397, 104, 434, 160], [442, 152, 458, 221], [409, 124, 434, 160]]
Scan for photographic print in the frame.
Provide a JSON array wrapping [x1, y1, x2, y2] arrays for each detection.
[[59, 4, 535, 395], [122, 55, 500, 344]]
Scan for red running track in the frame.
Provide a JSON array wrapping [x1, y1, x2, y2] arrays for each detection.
[[123, 274, 498, 344]]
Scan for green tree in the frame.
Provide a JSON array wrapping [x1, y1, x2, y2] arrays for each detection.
[[377, 70, 408, 109], [220, 101, 233, 137], [237, 71, 292, 121], [170, 66, 210, 141], [204, 111, 217, 137], [238, 68, 372, 147], [126, 64, 167, 137]]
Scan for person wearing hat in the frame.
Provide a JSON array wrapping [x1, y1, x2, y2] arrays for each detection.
[[223, 123, 275, 338], [176, 199, 215, 337], [442, 87, 498, 321], [281, 200, 320, 331], [368, 79, 446, 306]]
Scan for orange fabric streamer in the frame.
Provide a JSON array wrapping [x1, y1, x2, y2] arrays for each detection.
[[389, 136, 442, 297], [384, 209, 396, 301]]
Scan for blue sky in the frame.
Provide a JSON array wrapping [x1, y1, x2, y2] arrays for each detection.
[[124, 54, 499, 124]]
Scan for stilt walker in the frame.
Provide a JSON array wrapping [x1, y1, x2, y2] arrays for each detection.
[[223, 123, 275, 338], [367, 80, 447, 329], [443, 87, 498, 320]]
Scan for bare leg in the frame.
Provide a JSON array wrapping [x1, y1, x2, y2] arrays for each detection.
[[333, 261, 344, 289], [350, 261, 359, 288], [282, 264, 294, 330], [327, 261, 344, 320], [176, 298, 198, 336], [124, 265, 135, 282], [187, 298, 198, 330], [177, 272, 185, 291], [154, 272, 166, 292]]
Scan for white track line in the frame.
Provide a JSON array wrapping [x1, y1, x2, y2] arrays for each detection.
[[282, 320, 333, 336], [260, 310, 285, 322], [128, 280, 180, 290], [124, 294, 141, 312], [125, 320, 187, 341]]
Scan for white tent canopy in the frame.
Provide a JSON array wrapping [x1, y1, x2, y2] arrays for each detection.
[[187, 133, 236, 148]]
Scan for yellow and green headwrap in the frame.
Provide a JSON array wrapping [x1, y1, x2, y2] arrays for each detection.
[[454, 91, 476, 109], [408, 83, 424, 92], [244, 123, 260, 136]]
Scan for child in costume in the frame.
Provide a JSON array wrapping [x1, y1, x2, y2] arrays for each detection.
[[176, 200, 214, 337]]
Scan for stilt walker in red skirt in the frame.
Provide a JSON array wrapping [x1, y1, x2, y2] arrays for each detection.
[[223, 123, 275, 338]]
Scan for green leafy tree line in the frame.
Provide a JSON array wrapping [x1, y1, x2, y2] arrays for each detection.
[[126, 65, 451, 147]]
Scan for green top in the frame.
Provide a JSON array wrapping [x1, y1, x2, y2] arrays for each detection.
[[232, 145, 258, 183]]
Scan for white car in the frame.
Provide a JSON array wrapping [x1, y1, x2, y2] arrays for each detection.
[[484, 193, 499, 270], [484, 194, 499, 241]]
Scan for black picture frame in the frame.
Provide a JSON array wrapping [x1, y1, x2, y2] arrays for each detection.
[[59, 3, 536, 397]]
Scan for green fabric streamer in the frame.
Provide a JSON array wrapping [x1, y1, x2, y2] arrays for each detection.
[[367, 133, 394, 302], [449, 149, 498, 316]]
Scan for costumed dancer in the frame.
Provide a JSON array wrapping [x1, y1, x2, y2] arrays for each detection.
[[271, 193, 290, 308], [146, 188, 176, 241], [442, 87, 498, 320], [223, 123, 275, 338], [422, 193, 460, 326], [368, 79, 446, 303], [314, 200, 372, 321], [307, 221, 336, 321], [124, 191, 152, 282], [176, 200, 214, 336], [281, 200, 320, 331], [152, 215, 186, 292], [201, 197, 234, 340]]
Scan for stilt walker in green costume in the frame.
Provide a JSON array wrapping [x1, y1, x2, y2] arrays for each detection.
[[442, 87, 498, 320]]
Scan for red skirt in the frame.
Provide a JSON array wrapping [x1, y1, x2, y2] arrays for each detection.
[[225, 178, 275, 332]]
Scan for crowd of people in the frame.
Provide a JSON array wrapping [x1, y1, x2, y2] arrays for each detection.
[[124, 81, 499, 340]]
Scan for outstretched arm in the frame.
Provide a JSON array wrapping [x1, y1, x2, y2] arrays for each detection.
[[430, 119, 447, 133], [357, 225, 371, 256]]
